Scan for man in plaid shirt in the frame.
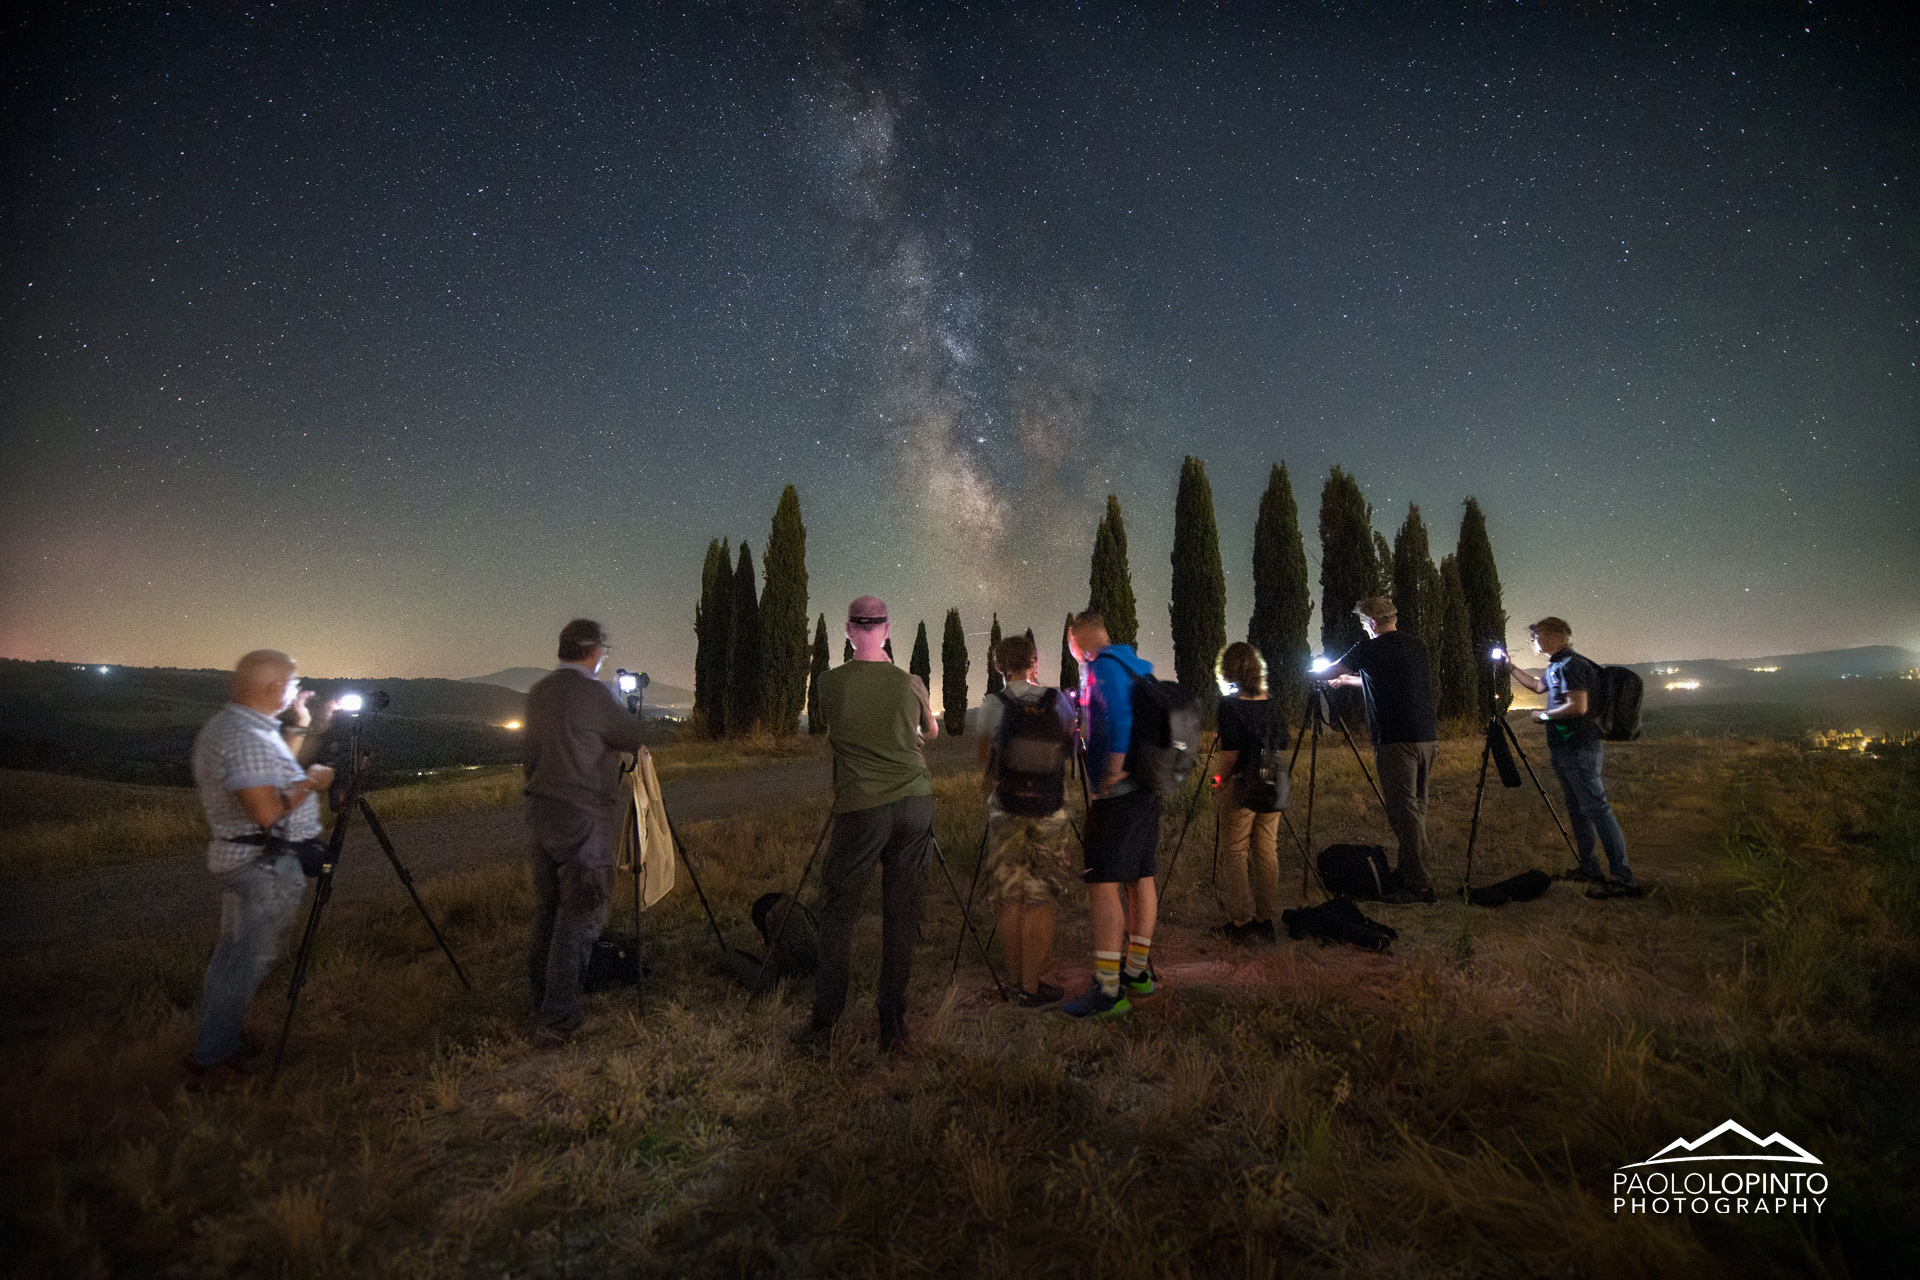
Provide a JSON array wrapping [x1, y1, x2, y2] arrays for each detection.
[[186, 650, 335, 1089]]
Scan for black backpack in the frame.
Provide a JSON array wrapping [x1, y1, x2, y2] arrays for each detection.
[[1281, 897, 1398, 953], [1237, 710, 1292, 811], [582, 930, 645, 992], [1594, 666, 1644, 742], [992, 688, 1071, 816], [751, 892, 820, 976], [1317, 843, 1393, 900], [1467, 869, 1553, 908], [1111, 661, 1201, 798]]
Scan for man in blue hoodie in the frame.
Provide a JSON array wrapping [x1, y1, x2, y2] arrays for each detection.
[[1060, 611, 1160, 1019]]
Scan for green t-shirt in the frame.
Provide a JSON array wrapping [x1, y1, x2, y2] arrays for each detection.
[[816, 660, 934, 813]]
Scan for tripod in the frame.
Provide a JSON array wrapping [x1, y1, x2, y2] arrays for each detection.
[[273, 713, 470, 1080], [1287, 683, 1391, 900], [1460, 714, 1579, 894]]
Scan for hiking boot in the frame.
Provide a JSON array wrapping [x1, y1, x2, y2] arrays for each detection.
[[1060, 985, 1130, 1020], [1585, 880, 1645, 900], [788, 1019, 836, 1056], [1122, 964, 1157, 997], [1379, 888, 1437, 905], [1557, 866, 1606, 883], [1015, 982, 1065, 1008], [183, 1054, 251, 1094]]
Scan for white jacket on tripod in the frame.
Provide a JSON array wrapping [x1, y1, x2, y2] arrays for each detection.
[[611, 748, 675, 908]]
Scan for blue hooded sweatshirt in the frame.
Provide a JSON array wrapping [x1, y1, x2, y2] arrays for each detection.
[[1083, 644, 1154, 795]]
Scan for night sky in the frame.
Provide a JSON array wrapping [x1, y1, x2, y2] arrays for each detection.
[[4, 2, 1915, 693]]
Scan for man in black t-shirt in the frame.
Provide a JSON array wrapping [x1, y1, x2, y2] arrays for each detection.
[[1322, 596, 1438, 903], [1503, 616, 1639, 899]]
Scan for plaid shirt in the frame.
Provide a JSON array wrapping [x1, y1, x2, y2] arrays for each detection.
[[192, 702, 320, 872]]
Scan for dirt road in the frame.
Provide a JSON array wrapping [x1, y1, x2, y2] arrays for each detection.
[[0, 735, 979, 953]]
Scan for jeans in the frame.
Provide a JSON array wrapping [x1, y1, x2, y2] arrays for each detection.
[[193, 852, 307, 1067], [1549, 738, 1634, 885], [528, 796, 613, 1030], [1374, 741, 1438, 892], [812, 794, 932, 1033], [1218, 788, 1281, 923]]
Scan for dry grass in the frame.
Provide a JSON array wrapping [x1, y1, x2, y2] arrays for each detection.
[[2, 738, 1915, 1277]]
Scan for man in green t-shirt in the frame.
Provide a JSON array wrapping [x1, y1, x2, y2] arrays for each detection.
[[794, 596, 939, 1055]]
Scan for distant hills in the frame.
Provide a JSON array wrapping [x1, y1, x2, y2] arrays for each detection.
[[1623, 646, 1920, 738], [464, 667, 694, 711]]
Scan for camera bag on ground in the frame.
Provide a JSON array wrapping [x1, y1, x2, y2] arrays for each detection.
[[582, 930, 645, 992], [1595, 665, 1645, 741], [991, 688, 1071, 816], [751, 891, 820, 976], [1466, 869, 1553, 908], [1317, 843, 1393, 900], [1118, 663, 1202, 798], [1281, 897, 1398, 953]]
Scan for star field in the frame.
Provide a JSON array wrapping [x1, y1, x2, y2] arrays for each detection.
[[2, 2, 1914, 683]]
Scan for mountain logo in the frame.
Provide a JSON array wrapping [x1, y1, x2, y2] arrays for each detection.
[[1620, 1120, 1822, 1169]]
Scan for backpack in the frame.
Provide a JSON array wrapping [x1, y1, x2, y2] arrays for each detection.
[[1107, 659, 1201, 798], [991, 688, 1071, 816], [581, 930, 645, 992], [1317, 843, 1393, 900], [751, 892, 820, 976], [1594, 666, 1644, 742], [1280, 897, 1398, 953], [1237, 710, 1292, 811], [1466, 869, 1553, 908]]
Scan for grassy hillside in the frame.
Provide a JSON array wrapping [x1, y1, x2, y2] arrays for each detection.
[[2, 738, 1914, 1275]]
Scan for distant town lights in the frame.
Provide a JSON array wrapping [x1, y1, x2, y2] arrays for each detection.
[[503, 720, 522, 730], [1665, 680, 1702, 691]]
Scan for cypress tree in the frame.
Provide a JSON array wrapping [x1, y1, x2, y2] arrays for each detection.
[[1456, 497, 1511, 715], [1087, 494, 1139, 646], [842, 637, 853, 664], [909, 620, 932, 690], [1169, 456, 1227, 725], [1390, 505, 1434, 644], [692, 538, 729, 738], [728, 542, 763, 734], [1371, 531, 1394, 598], [704, 539, 737, 737], [1059, 613, 1080, 692], [806, 613, 829, 734], [1318, 468, 1374, 660], [758, 486, 809, 736], [941, 608, 969, 735], [985, 614, 1004, 697], [1248, 462, 1312, 717], [1435, 554, 1480, 724]]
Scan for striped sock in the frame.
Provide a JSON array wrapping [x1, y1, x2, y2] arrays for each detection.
[[1094, 951, 1122, 998], [1124, 934, 1152, 977]]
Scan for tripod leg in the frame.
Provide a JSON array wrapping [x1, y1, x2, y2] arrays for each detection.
[[1303, 717, 1320, 899], [271, 868, 335, 1082], [1504, 720, 1580, 862], [358, 800, 471, 990], [930, 834, 1007, 1001], [632, 806, 643, 1020], [663, 813, 733, 953], [1462, 735, 1494, 899], [1160, 736, 1217, 897], [1330, 713, 1391, 816], [951, 819, 991, 982]]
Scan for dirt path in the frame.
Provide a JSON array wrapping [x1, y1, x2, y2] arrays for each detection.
[[0, 736, 978, 953]]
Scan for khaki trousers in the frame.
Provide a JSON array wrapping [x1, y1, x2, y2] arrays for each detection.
[[1218, 790, 1282, 924], [1373, 741, 1438, 892]]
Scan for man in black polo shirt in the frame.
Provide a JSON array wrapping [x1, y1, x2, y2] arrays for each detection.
[[1322, 596, 1438, 904], [1504, 616, 1640, 899]]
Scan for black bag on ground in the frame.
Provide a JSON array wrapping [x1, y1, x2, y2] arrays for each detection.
[[752, 892, 820, 976], [1595, 666, 1645, 742], [1317, 843, 1393, 900], [1281, 897, 1398, 953], [1120, 666, 1202, 798], [582, 930, 645, 992], [1467, 869, 1553, 908], [992, 688, 1071, 816]]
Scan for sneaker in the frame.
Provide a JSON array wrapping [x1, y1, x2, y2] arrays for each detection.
[[1585, 880, 1645, 900], [1379, 888, 1437, 905], [1059, 985, 1130, 1020], [1122, 964, 1156, 997], [1557, 866, 1607, 884], [1015, 982, 1065, 1008]]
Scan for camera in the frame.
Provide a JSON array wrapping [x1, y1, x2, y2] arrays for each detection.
[[334, 690, 390, 715], [1489, 647, 1506, 663]]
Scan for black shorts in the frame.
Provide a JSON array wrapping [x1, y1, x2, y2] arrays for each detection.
[[1082, 787, 1163, 884]]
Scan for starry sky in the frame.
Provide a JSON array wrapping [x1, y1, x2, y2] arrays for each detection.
[[3, 2, 1915, 691]]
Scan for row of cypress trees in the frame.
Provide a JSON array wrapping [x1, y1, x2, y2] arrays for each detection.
[[691, 486, 811, 738], [1057, 462, 1510, 730]]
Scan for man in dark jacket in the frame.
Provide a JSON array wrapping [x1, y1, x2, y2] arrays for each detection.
[[1322, 596, 1439, 904], [523, 618, 646, 1046]]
